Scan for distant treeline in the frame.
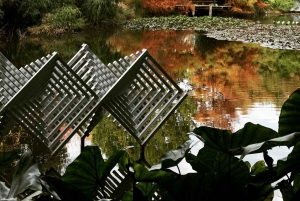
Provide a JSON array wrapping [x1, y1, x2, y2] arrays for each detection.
[[0, 0, 296, 35]]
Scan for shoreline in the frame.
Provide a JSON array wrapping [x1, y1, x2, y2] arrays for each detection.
[[123, 15, 300, 50]]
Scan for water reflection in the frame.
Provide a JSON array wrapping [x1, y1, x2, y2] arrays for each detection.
[[0, 28, 300, 169]]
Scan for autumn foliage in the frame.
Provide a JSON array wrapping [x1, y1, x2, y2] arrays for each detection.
[[142, 0, 193, 15], [227, 0, 259, 13], [255, 0, 269, 9]]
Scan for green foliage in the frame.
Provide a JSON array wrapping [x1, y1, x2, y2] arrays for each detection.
[[0, 182, 9, 199], [151, 140, 193, 170], [47, 6, 84, 30], [81, 0, 120, 25], [192, 122, 279, 155], [28, 5, 85, 35], [14, 0, 75, 22], [240, 132, 300, 160], [0, 151, 18, 174], [256, 48, 300, 79], [61, 146, 132, 199], [268, 0, 295, 11], [122, 87, 300, 200], [128, 0, 145, 17], [41, 176, 92, 201], [279, 88, 300, 136], [0, 0, 3, 20], [92, 96, 195, 165], [2, 88, 300, 200], [7, 150, 42, 198]]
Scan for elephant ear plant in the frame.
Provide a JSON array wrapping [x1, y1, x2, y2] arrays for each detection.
[[120, 88, 300, 201], [1, 88, 300, 201], [0, 146, 133, 200]]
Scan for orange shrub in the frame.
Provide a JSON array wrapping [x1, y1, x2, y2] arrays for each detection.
[[142, 0, 193, 15]]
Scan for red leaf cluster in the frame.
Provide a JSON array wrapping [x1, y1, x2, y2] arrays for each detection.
[[142, 0, 193, 15], [255, 0, 268, 8]]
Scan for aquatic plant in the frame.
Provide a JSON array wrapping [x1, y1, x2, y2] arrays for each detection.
[[124, 15, 251, 30]]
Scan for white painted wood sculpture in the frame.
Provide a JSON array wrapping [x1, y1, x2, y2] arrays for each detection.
[[0, 44, 187, 155]]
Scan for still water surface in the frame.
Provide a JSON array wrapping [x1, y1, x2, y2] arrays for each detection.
[[0, 26, 299, 176]]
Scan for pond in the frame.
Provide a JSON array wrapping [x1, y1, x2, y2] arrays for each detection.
[[0, 23, 300, 177]]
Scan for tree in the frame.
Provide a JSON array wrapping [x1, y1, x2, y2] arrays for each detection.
[[0, 0, 75, 29], [142, 0, 193, 15]]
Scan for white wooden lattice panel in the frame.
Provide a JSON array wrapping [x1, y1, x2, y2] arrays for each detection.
[[0, 53, 28, 109], [1, 52, 100, 154], [0, 44, 187, 155], [102, 50, 187, 145], [96, 167, 161, 200]]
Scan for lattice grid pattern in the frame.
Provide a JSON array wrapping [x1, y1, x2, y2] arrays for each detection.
[[103, 50, 187, 145], [0, 44, 187, 155]]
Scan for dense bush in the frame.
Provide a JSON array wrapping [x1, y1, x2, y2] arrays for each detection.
[[0, 0, 76, 28], [0, 0, 297, 35], [128, 0, 146, 17], [81, 0, 120, 25], [267, 0, 295, 11], [17, 0, 75, 22], [28, 6, 85, 35]]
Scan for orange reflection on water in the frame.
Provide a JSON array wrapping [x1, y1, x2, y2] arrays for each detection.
[[108, 29, 300, 132]]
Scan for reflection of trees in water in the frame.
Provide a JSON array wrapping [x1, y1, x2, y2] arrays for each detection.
[[0, 27, 126, 175], [257, 48, 300, 77], [91, 97, 196, 165], [2, 28, 299, 170], [195, 31, 230, 53], [108, 29, 300, 132], [0, 26, 123, 67], [0, 125, 69, 174]]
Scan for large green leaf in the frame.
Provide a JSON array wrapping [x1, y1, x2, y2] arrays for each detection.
[[41, 176, 92, 201], [240, 132, 300, 159], [122, 183, 155, 201], [192, 122, 279, 155], [158, 173, 212, 201], [279, 88, 300, 136], [251, 160, 267, 175], [249, 161, 280, 187], [0, 182, 9, 199], [132, 163, 176, 182], [246, 183, 274, 201], [277, 141, 300, 177], [292, 189, 300, 201], [122, 187, 133, 201], [62, 145, 132, 199], [0, 150, 18, 174], [213, 152, 250, 182], [101, 146, 133, 187], [185, 152, 212, 173], [186, 145, 250, 183], [278, 180, 294, 201], [135, 182, 159, 200], [150, 140, 193, 171], [250, 165, 280, 186], [293, 171, 300, 193], [7, 149, 42, 198], [159, 172, 248, 200], [62, 146, 104, 198]]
